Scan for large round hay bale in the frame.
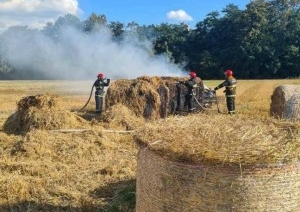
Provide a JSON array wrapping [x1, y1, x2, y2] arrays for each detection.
[[284, 94, 300, 120], [105, 76, 204, 119], [270, 84, 300, 118], [3, 94, 87, 134], [134, 114, 300, 212]]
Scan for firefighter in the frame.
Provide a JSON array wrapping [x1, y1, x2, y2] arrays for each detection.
[[214, 69, 237, 114], [180, 71, 198, 112], [94, 73, 110, 114]]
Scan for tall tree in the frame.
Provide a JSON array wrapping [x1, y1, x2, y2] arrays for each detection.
[[84, 13, 107, 32], [109, 21, 125, 39]]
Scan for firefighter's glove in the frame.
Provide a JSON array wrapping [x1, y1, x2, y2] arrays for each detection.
[[214, 87, 218, 91], [179, 81, 184, 84]]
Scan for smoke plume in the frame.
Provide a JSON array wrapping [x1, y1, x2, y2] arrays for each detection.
[[0, 25, 187, 80]]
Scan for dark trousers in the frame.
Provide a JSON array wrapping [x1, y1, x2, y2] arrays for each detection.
[[226, 97, 235, 114], [95, 90, 104, 114], [186, 94, 195, 112]]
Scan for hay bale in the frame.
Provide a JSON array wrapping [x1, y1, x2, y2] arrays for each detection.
[[134, 114, 300, 212], [270, 84, 300, 118], [284, 94, 300, 120], [3, 94, 87, 134], [105, 76, 204, 119]]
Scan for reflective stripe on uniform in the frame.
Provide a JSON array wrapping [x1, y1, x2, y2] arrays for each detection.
[[225, 85, 236, 90], [226, 94, 236, 97], [96, 95, 104, 97]]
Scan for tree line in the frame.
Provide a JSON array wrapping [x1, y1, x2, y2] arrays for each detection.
[[0, 0, 299, 79]]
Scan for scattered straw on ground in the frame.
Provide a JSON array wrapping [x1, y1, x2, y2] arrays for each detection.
[[0, 129, 137, 211]]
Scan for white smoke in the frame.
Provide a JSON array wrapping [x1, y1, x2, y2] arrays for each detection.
[[0, 25, 187, 80]]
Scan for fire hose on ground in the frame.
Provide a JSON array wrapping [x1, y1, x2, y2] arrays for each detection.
[[78, 80, 97, 112], [193, 90, 222, 113]]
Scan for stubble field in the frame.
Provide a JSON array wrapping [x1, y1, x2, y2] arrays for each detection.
[[0, 78, 300, 211]]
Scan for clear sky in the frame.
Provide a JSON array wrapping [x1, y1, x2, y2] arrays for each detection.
[[0, 0, 251, 32], [78, 0, 250, 26]]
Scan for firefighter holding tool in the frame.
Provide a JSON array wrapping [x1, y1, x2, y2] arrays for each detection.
[[214, 69, 237, 114], [180, 71, 198, 112], [94, 73, 110, 114]]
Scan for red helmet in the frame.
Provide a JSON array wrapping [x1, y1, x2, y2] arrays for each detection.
[[224, 70, 233, 77], [189, 71, 197, 78], [97, 73, 104, 78]]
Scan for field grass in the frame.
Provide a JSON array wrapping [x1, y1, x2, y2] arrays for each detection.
[[0, 78, 300, 211]]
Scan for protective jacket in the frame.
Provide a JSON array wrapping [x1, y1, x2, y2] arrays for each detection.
[[215, 76, 237, 97], [215, 76, 237, 114], [94, 78, 110, 114], [94, 78, 110, 96], [181, 78, 198, 112], [182, 78, 198, 96]]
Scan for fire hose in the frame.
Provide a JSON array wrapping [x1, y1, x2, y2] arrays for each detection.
[[193, 90, 221, 113], [214, 91, 221, 113], [78, 80, 97, 112]]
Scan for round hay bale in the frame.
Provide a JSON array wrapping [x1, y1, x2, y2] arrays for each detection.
[[134, 114, 300, 212], [284, 94, 300, 120], [3, 94, 87, 134], [270, 84, 300, 118], [105, 76, 204, 119]]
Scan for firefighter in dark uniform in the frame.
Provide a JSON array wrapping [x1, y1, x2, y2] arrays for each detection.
[[214, 69, 237, 114], [94, 73, 110, 114], [180, 71, 198, 112]]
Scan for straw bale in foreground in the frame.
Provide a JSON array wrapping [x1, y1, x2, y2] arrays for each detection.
[[134, 114, 300, 212], [105, 76, 204, 119], [3, 94, 87, 134], [270, 84, 300, 119]]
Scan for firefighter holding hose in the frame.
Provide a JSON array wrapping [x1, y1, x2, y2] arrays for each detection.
[[94, 73, 110, 114], [214, 69, 237, 114], [180, 71, 198, 112]]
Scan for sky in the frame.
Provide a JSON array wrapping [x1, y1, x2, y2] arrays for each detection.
[[0, 0, 251, 80], [0, 0, 251, 32]]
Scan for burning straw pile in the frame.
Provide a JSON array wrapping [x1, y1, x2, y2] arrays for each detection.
[[270, 84, 300, 120], [3, 94, 87, 134], [134, 114, 300, 212], [105, 76, 204, 119]]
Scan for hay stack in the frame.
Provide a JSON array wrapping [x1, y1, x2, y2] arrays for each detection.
[[270, 84, 300, 119], [134, 114, 300, 212], [3, 94, 87, 134], [100, 103, 145, 130], [105, 76, 204, 119]]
